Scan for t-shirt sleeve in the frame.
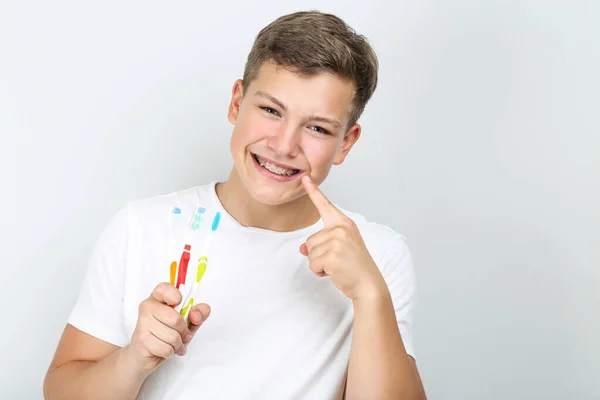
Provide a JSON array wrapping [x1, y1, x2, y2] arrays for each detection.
[[67, 205, 130, 347], [379, 233, 418, 360]]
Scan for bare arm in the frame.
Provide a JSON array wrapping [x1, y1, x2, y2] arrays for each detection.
[[345, 287, 426, 400], [298, 177, 426, 399], [43, 325, 146, 400], [44, 283, 210, 400]]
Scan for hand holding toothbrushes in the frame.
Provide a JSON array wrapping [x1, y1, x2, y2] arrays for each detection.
[[122, 206, 220, 376], [126, 282, 210, 375]]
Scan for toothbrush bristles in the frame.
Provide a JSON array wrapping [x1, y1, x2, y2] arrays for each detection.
[[190, 206, 206, 230], [211, 212, 221, 231]]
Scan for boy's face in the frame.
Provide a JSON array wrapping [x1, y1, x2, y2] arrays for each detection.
[[227, 61, 361, 206]]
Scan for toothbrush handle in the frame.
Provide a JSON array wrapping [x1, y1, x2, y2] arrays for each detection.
[[181, 256, 208, 324], [175, 245, 191, 289], [169, 261, 177, 286], [173, 283, 188, 312], [180, 297, 195, 322]]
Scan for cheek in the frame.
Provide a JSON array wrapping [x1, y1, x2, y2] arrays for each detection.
[[303, 139, 338, 170], [232, 113, 272, 147]]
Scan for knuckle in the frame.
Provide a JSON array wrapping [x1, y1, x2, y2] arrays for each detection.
[[167, 330, 181, 346], [333, 226, 345, 235], [341, 217, 355, 227], [167, 310, 182, 327], [139, 300, 150, 314], [159, 282, 175, 296], [168, 288, 182, 305], [154, 283, 166, 297], [158, 344, 173, 359]]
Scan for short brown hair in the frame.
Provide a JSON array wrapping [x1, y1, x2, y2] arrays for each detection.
[[242, 11, 379, 128]]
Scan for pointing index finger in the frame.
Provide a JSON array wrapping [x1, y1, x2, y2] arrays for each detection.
[[302, 175, 342, 225]]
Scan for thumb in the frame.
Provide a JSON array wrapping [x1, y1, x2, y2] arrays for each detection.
[[188, 303, 211, 336]]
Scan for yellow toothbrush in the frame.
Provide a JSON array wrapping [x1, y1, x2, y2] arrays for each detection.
[[180, 211, 221, 324], [180, 256, 208, 323]]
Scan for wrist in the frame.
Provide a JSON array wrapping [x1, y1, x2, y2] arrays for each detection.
[[118, 345, 152, 382], [352, 278, 391, 308]]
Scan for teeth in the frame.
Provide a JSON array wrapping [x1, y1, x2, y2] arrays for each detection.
[[256, 156, 298, 176]]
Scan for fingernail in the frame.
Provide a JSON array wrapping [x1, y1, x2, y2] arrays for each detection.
[[194, 311, 203, 323], [183, 334, 192, 344], [179, 345, 187, 356]]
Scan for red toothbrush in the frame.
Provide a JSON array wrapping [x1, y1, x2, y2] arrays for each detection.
[[175, 244, 191, 289]]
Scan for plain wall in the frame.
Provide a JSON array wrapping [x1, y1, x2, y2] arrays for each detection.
[[1, 0, 598, 398]]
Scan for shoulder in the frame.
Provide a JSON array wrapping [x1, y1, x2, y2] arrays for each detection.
[[335, 205, 411, 269]]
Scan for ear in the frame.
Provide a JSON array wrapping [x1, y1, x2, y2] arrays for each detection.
[[227, 79, 244, 125], [333, 123, 361, 165]]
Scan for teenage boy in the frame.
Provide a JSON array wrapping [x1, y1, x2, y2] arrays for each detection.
[[44, 11, 426, 400]]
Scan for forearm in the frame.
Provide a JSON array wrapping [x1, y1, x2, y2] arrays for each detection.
[[346, 286, 425, 400], [44, 346, 147, 400]]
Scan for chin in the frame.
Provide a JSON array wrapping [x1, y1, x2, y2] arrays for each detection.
[[244, 181, 304, 206]]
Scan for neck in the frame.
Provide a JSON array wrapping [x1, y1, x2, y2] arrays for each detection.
[[215, 168, 320, 232]]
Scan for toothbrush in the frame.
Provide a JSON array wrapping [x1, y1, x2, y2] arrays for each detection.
[[180, 211, 222, 324], [173, 206, 206, 312], [205, 211, 221, 255], [168, 207, 182, 286], [179, 256, 207, 322], [175, 244, 191, 289]]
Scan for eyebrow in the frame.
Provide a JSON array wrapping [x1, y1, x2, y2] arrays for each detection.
[[254, 90, 343, 129], [254, 91, 287, 111], [307, 115, 342, 129]]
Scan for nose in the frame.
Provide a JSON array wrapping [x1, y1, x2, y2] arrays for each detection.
[[266, 123, 301, 158]]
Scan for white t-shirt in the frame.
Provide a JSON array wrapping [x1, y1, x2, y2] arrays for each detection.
[[68, 182, 417, 400]]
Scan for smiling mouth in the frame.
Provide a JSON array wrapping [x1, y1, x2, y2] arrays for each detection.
[[252, 154, 301, 176]]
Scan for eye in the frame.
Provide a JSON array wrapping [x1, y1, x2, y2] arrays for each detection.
[[260, 106, 280, 117], [309, 126, 330, 135]]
